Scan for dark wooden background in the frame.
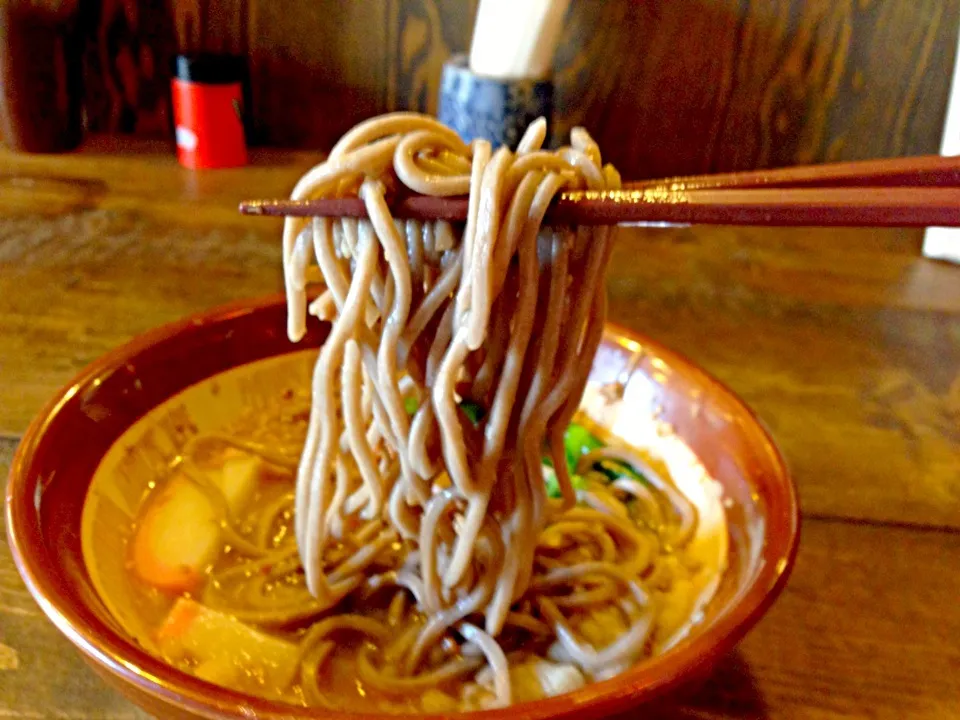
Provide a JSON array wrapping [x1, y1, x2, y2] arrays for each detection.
[[74, 0, 959, 178]]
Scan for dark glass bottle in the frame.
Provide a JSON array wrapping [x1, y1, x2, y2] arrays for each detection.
[[0, 0, 85, 152]]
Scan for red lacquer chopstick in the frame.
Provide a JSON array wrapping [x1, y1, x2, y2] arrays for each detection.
[[240, 154, 960, 228]]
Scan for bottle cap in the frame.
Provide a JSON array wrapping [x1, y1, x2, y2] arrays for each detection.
[[174, 54, 247, 85]]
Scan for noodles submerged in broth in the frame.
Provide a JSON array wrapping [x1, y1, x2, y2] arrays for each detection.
[[115, 114, 727, 712]]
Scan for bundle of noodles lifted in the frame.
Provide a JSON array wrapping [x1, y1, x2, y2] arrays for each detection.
[[120, 113, 727, 712]]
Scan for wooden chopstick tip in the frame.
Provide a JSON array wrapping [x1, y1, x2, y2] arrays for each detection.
[[238, 200, 265, 215]]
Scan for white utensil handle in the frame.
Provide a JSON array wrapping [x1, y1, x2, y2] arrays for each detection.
[[468, 0, 570, 80]]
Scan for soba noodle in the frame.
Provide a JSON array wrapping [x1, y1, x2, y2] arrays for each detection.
[[111, 113, 724, 712], [279, 112, 641, 705]]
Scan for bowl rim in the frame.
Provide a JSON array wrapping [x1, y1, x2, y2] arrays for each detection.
[[6, 293, 800, 720]]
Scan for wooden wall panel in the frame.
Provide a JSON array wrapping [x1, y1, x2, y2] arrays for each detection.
[[76, 0, 959, 178], [553, 0, 959, 177], [246, 1, 390, 147], [244, 0, 475, 146]]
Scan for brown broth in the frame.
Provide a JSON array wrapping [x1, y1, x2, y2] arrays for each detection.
[[102, 390, 727, 712]]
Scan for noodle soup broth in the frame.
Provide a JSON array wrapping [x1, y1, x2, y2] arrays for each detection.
[[82, 337, 736, 713]]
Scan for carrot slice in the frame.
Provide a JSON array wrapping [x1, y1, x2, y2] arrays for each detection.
[[131, 452, 262, 593]]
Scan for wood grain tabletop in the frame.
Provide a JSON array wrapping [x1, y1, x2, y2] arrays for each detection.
[[1, 138, 959, 719]]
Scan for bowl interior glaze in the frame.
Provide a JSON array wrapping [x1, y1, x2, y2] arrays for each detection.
[[6, 295, 799, 720]]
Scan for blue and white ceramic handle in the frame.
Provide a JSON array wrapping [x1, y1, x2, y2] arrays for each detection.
[[438, 54, 553, 150]]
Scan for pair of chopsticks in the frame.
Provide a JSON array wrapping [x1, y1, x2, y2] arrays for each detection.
[[239, 154, 960, 228]]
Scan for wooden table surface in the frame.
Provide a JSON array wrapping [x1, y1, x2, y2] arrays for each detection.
[[1, 139, 959, 719]]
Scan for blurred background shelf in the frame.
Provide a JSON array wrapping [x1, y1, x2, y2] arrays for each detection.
[[3, 0, 957, 178]]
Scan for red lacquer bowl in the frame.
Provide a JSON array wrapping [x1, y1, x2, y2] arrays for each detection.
[[6, 295, 799, 720]]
